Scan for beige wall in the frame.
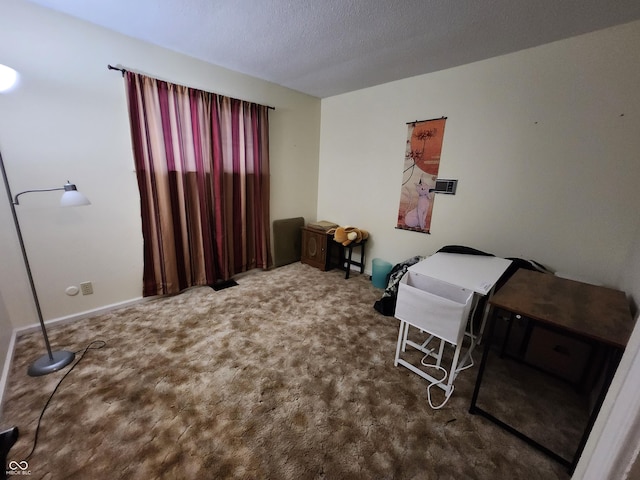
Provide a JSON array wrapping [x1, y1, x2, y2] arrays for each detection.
[[619, 223, 640, 315], [319, 20, 640, 289], [0, 0, 321, 344]]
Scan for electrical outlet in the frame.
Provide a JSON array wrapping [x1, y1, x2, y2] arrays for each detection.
[[80, 281, 93, 295]]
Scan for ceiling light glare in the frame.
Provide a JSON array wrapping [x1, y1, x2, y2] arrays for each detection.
[[0, 64, 19, 92]]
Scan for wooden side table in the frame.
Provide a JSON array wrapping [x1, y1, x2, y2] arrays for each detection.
[[301, 226, 366, 278], [301, 226, 332, 271], [469, 269, 634, 472]]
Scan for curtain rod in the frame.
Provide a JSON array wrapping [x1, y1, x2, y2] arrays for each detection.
[[108, 64, 126, 76], [107, 64, 275, 110], [407, 116, 447, 125]]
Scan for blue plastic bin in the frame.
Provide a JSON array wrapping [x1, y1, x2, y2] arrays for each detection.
[[372, 258, 393, 288]]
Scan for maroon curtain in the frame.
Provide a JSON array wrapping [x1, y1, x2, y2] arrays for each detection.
[[125, 72, 271, 296]]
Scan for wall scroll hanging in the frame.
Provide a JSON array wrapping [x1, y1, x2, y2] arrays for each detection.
[[396, 116, 447, 234]]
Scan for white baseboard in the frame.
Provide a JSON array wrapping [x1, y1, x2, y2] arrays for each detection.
[[13, 297, 147, 336], [0, 296, 148, 415]]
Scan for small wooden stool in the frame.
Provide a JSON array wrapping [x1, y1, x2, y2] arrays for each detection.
[[340, 239, 366, 279]]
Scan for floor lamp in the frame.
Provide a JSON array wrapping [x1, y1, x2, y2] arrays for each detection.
[[0, 149, 91, 376]]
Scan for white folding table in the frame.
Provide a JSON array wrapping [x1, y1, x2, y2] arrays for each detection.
[[394, 252, 512, 399]]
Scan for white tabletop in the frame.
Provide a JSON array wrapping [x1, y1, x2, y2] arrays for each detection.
[[408, 252, 512, 295]]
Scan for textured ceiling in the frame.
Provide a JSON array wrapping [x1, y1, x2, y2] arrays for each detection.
[[25, 0, 640, 98]]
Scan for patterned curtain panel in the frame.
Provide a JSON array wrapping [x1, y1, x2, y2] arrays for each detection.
[[124, 72, 271, 296]]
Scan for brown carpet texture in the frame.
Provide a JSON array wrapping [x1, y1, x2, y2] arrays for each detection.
[[1, 262, 574, 479]]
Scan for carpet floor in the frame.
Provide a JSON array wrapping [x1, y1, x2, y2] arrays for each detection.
[[1, 262, 578, 479]]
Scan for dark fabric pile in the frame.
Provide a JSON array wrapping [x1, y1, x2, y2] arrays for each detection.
[[373, 255, 423, 316]]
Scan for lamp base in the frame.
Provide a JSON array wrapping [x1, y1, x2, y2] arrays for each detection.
[[28, 350, 75, 377]]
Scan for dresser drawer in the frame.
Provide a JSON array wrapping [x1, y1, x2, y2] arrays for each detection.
[[524, 326, 592, 384]]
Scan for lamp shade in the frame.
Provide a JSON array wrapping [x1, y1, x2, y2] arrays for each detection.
[[0, 64, 18, 92], [60, 183, 91, 207]]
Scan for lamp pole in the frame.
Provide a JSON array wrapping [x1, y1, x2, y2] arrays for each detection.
[[0, 149, 77, 376]]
